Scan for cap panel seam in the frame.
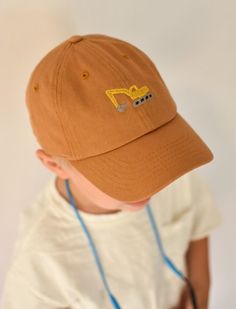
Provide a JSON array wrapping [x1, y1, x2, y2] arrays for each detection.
[[54, 43, 75, 158], [86, 40, 152, 129], [57, 40, 133, 159], [86, 40, 130, 89], [109, 37, 166, 86], [88, 40, 161, 127]]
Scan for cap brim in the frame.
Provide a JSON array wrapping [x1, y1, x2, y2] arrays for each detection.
[[68, 113, 214, 202]]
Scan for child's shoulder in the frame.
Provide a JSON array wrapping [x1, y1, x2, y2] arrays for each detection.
[[10, 176, 84, 267]]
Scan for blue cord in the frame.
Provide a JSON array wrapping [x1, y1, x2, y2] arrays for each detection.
[[64, 179, 192, 309], [146, 205, 185, 280], [64, 179, 121, 308]]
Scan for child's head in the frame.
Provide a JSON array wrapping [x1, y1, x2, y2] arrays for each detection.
[[25, 33, 214, 209], [36, 148, 151, 213]]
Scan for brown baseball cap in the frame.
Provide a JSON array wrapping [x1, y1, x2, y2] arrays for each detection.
[[25, 33, 214, 202]]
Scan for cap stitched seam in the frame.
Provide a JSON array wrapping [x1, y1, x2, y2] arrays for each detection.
[[54, 42, 75, 158], [86, 40, 130, 89], [87, 40, 152, 129]]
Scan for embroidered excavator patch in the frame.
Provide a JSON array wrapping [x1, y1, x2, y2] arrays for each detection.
[[105, 84, 153, 112]]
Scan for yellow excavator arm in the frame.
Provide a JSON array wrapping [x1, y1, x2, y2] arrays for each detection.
[[105, 84, 153, 112]]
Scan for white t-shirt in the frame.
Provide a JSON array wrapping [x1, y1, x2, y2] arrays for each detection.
[[1, 170, 223, 309]]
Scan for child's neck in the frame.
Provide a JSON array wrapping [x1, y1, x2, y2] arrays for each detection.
[[55, 176, 121, 215]]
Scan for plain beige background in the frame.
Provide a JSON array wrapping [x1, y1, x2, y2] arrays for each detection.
[[0, 1, 235, 308]]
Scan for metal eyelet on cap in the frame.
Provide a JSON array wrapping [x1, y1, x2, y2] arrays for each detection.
[[81, 71, 89, 79], [33, 83, 39, 91]]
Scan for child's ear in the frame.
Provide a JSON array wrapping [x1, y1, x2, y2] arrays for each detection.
[[35, 149, 69, 179]]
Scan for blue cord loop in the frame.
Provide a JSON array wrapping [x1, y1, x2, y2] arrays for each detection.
[[145, 205, 185, 280], [64, 179, 197, 309], [65, 180, 115, 300]]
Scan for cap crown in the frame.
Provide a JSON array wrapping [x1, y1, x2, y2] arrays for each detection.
[[25, 34, 177, 159]]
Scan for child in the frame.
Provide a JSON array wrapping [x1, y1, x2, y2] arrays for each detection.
[[1, 34, 223, 309]]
